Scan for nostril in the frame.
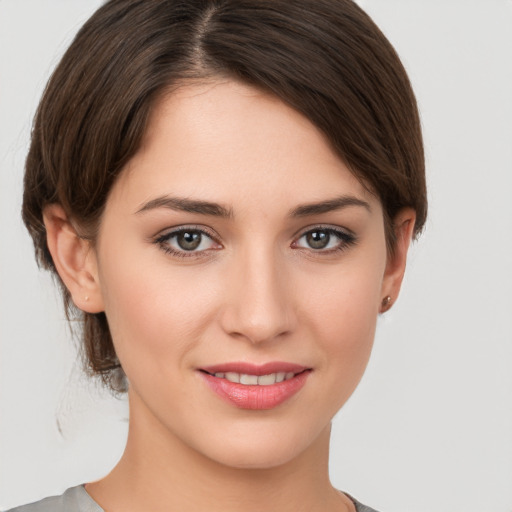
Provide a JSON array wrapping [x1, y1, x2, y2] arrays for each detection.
[[218, 266, 296, 344]]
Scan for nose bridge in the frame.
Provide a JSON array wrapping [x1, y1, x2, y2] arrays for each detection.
[[221, 242, 294, 344]]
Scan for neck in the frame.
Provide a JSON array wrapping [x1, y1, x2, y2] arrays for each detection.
[[86, 390, 353, 512]]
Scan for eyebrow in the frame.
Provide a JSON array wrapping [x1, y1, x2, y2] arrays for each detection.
[[135, 194, 370, 219], [135, 195, 233, 218], [289, 195, 371, 217]]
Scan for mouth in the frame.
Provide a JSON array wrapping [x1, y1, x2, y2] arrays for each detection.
[[198, 362, 312, 410], [200, 369, 304, 386]]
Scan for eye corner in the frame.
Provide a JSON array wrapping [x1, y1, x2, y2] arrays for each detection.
[[153, 225, 223, 259], [292, 225, 358, 254]]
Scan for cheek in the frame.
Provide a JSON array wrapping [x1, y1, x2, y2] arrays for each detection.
[[97, 252, 220, 372], [304, 257, 383, 334], [300, 253, 385, 381]]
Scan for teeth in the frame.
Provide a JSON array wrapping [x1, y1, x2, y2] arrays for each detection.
[[214, 371, 297, 386], [257, 374, 277, 386], [276, 372, 286, 383], [240, 374, 258, 385]]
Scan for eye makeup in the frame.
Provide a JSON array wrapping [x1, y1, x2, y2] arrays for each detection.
[[153, 225, 222, 259], [152, 223, 358, 260], [292, 225, 358, 255]]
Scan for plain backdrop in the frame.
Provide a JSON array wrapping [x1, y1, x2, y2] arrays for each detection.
[[1, 1, 511, 511]]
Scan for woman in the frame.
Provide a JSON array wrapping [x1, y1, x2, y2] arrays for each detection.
[[10, 0, 426, 511]]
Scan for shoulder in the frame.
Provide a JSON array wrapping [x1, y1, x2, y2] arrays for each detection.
[[8, 486, 380, 512], [353, 502, 381, 512], [346, 493, 382, 512], [6, 486, 103, 512]]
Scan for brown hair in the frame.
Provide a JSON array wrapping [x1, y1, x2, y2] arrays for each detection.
[[23, 0, 427, 392]]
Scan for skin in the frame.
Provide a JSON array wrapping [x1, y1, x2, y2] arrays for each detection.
[[44, 80, 415, 512]]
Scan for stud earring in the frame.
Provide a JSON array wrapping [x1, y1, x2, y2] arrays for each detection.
[[381, 295, 392, 311]]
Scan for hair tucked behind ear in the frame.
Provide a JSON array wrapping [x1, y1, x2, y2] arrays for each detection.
[[23, 0, 426, 392]]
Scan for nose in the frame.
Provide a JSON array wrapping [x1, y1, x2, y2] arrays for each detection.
[[219, 247, 296, 344]]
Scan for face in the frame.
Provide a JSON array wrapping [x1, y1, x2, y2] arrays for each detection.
[[92, 80, 391, 469]]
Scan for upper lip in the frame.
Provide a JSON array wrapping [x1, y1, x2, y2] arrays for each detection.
[[200, 362, 310, 376]]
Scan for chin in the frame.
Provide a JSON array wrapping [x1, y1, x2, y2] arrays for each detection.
[[196, 421, 331, 471], [208, 446, 303, 470]]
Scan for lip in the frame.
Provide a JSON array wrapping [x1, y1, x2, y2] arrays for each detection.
[[198, 362, 311, 410], [201, 361, 308, 376]]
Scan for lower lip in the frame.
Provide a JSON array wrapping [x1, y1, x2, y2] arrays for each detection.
[[200, 371, 310, 410]]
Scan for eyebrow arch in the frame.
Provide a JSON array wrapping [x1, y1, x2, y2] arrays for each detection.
[[289, 195, 371, 217], [135, 195, 233, 218]]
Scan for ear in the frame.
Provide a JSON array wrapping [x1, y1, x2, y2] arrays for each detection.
[[43, 204, 104, 313], [380, 208, 416, 313]]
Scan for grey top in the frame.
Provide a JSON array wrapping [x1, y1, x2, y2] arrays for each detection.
[[7, 485, 380, 512]]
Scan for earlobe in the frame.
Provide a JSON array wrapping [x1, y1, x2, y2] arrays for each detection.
[[43, 204, 104, 313], [380, 208, 416, 313]]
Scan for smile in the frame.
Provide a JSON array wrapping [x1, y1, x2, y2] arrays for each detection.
[[208, 371, 297, 386], [199, 362, 311, 410]]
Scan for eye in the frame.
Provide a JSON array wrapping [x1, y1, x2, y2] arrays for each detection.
[[155, 227, 221, 257], [293, 227, 356, 252]]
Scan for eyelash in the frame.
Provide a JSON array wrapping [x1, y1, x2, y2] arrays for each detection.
[[153, 225, 357, 259], [154, 226, 220, 259], [293, 225, 358, 254]]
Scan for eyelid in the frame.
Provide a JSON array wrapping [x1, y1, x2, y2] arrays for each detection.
[[154, 224, 219, 241], [152, 223, 356, 258], [153, 224, 222, 257], [292, 223, 356, 240], [291, 224, 357, 251]]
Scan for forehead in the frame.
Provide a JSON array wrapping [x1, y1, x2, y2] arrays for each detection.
[[113, 80, 378, 214]]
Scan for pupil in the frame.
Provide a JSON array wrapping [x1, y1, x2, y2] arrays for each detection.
[[177, 231, 201, 250], [307, 230, 330, 249]]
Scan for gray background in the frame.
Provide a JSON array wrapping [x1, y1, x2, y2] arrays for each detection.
[[1, 1, 511, 511]]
